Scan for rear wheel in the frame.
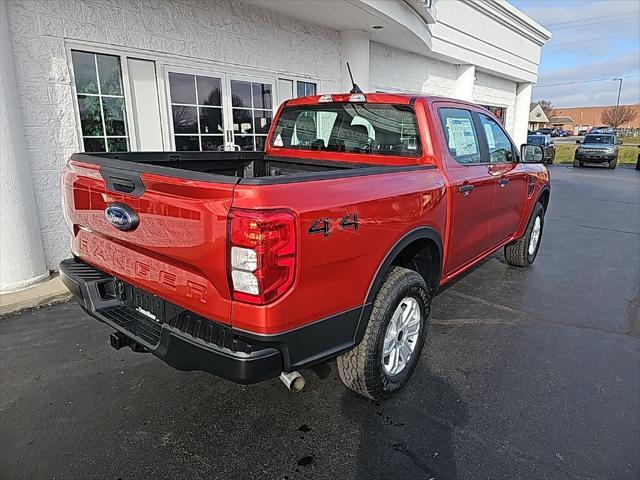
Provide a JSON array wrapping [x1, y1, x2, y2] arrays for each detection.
[[505, 203, 545, 267], [608, 157, 618, 169], [337, 266, 430, 401]]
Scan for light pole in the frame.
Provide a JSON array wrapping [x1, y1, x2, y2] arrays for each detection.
[[613, 78, 623, 108]]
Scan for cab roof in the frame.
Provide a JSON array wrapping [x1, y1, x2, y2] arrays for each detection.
[[284, 92, 477, 108]]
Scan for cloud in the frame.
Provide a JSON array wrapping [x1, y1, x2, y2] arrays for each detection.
[[514, 0, 640, 107], [518, 0, 640, 51], [532, 43, 640, 107], [534, 77, 639, 107], [537, 52, 640, 85], [517, 0, 639, 33]]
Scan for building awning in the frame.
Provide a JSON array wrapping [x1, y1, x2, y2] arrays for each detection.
[[550, 116, 574, 124]]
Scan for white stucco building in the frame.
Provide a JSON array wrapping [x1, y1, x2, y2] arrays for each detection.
[[0, 0, 549, 293]]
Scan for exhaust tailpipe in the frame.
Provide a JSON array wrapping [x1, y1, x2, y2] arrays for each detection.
[[279, 371, 305, 392]]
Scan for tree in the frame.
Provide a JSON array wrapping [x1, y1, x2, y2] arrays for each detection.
[[601, 106, 638, 128], [534, 100, 556, 120]]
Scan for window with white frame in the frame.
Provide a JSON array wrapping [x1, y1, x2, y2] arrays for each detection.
[[278, 79, 317, 105], [168, 72, 225, 151], [71, 51, 129, 152], [230, 80, 273, 151], [296, 81, 316, 97]]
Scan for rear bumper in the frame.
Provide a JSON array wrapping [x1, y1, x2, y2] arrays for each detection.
[[60, 258, 366, 384], [60, 258, 282, 384]]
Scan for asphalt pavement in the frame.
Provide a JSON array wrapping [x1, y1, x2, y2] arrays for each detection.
[[1, 166, 639, 480]]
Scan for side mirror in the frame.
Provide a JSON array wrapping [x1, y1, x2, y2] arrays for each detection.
[[520, 144, 545, 163], [575, 139, 581, 144]]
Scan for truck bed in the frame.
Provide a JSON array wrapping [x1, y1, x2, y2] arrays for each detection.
[[72, 151, 425, 185]]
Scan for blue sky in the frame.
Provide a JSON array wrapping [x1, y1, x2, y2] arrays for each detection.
[[510, 0, 640, 107]]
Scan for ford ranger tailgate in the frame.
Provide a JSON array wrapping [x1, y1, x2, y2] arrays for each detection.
[[61, 159, 235, 324]]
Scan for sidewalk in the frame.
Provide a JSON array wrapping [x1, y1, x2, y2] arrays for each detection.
[[0, 275, 71, 316]]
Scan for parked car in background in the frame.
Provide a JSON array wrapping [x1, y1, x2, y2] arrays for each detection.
[[590, 126, 614, 134], [527, 134, 555, 163], [59, 92, 551, 400], [578, 129, 589, 136], [558, 130, 570, 137], [536, 127, 558, 137], [574, 134, 621, 169]]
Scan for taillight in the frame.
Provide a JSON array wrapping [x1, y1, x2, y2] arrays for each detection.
[[228, 208, 296, 305]]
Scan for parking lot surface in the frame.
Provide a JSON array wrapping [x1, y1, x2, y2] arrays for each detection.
[[1, 166, 639, 480]]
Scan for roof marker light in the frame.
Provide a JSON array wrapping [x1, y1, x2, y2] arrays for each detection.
[[318, 94, 333, 103], [349, 93, 366, 102]]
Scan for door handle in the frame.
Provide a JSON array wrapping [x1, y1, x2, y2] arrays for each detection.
[[498, 178, 509, 187], [458, 184, 475, 195]]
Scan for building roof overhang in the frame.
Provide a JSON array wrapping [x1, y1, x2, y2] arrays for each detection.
[[241, 0, 551, 83]]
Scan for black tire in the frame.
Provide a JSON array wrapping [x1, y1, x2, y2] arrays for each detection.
[[504, 203, 545, 267], [635, 156, 640, 171], [608, 157, 617, 169], [573, 158, 581, 168], [337, 266, 430, 401]]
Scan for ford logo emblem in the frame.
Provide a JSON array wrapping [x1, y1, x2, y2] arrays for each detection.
[[104, 203, 139, 231]]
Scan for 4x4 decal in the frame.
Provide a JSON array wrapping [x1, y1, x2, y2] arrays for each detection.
[[308, 213, 358, 238]]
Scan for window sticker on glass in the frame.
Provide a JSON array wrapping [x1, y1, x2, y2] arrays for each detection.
[[483, 124, 496, 149], [446, 117, 477, 156]]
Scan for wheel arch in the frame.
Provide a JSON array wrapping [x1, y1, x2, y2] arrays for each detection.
[[537, 186, 550, 212], [365, 227, 443, 305], [354, 227, 442, 345]]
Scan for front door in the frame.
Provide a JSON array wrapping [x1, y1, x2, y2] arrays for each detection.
[[165, 67, 274, 152], [436, 106, 495, 276], [477, 113, 528, 248]]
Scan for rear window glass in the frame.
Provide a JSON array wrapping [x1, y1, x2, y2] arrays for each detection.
[[270, 104, 421, 157]]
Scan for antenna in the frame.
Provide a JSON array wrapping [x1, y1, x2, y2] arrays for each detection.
[[346, 62, 363, 94]]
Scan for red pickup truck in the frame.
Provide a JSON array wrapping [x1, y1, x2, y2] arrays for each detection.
[[60, 93, 550, 400]]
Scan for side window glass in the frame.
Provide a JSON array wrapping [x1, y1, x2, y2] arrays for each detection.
[[479, 114, 513, 163], [438, 108, 481, 164]]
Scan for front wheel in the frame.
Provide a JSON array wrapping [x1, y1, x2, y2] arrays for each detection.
[[504, 203, 545, 267], [573, 158, 581, 168], [337, 266, 430, 401], [608, 158, 618, 169]]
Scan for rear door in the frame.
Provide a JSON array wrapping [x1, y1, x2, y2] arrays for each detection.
[[62, 158, 236, 324], [477, 113, 528, 248], [435, 105, 495, 276]]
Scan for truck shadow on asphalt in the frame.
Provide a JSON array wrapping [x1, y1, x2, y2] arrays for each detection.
[[339, 367, 467, 480]]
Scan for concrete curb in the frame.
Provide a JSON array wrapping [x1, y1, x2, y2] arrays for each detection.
[[0, 274, 72, 317]]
